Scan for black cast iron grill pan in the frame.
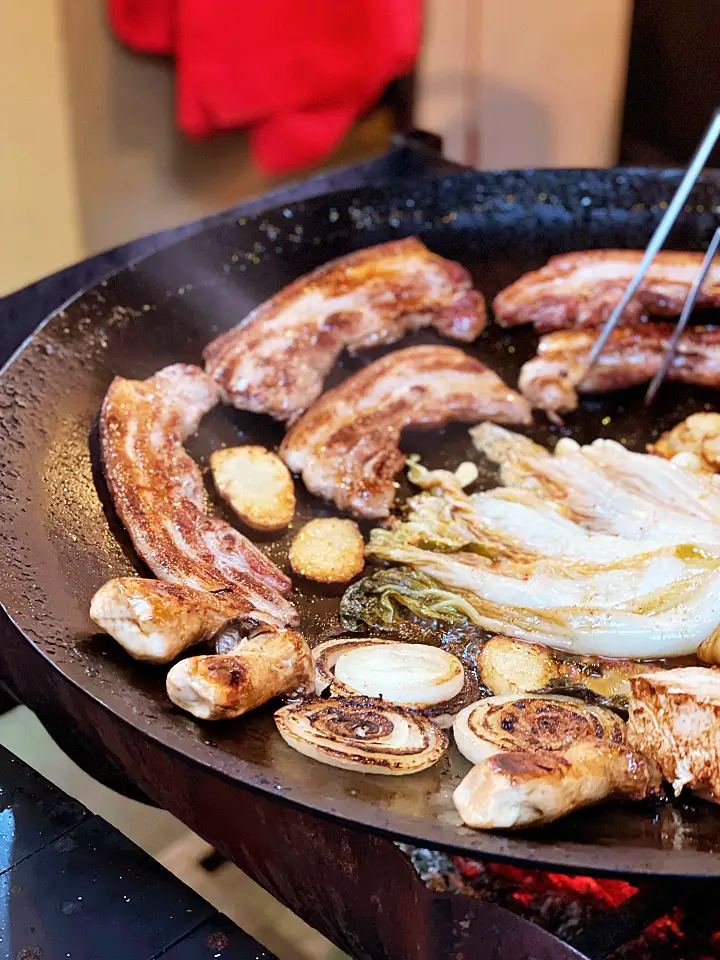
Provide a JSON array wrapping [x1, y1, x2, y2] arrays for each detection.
[[2, 168, 720, 877]]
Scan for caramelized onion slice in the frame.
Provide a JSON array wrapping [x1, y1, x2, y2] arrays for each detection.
[[313, 638, 464, 708], [453, 694, 625, 765], [274, 698, 448, 775]]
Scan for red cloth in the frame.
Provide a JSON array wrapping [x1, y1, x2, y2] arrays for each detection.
[[108, 0, 421, 174]]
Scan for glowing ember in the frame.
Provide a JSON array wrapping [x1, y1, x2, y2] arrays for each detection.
[[453, 858, 639, 908], [404, 847, 720, 958]]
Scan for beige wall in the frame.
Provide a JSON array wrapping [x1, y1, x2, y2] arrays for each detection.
[[0, 1, 82, 293], [58, 1, 286, 258], [1, 1, 389, 295], [2, 0, 631, 295], [418, 0, 633, 169]]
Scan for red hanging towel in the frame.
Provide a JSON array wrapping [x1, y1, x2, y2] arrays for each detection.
[[108, 0, 421, 174]]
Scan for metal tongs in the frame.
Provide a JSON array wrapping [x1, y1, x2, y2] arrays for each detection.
[[584, 109, 720, 405]]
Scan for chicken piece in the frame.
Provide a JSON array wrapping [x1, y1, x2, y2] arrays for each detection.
[[89, 578, 279, 664], [627, 667, 720, 800], [280, 345, 532, 519], [210, 446, 296, 531], [166, 627, 313, 720], [494, 250, 720, 332], [288, 518, 365, 583], [479, 635, 664, 706], [453, 741, 662, 829], [518, 324, 720, 417], [648, 413, 720, 473], [204, 238, 486, 422], [100, 364, 296, 627]]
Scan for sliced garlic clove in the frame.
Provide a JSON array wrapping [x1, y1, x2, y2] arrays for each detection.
[[275, 698, 448, 775]]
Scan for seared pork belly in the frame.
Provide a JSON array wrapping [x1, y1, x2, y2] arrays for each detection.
[[518, 324, 720, 417], [204, 238, 486, 422], [99, 364, 296, 627], [280, 345, 531, 519], [494, 250, 720, 332]]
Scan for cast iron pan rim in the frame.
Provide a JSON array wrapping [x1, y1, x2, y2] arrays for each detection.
[[5, 166, 720, 878], [3, 163, 719, 388], [2, 599, 715, 880]]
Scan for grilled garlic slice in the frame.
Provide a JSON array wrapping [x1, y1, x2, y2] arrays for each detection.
[[453, 694, 625, 765], [313, 638, 464, 726], [478, 635, 664, 706], [275, 698, 448, 774]]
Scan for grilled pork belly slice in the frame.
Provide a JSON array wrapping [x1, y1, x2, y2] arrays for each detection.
[[648, 413, 720, 473], [89, 578, 273, 664], [100, 364, 295, 627], [166, 627, 313, 721], [280, 345, 531, 519], [493, 250, 720, 332], [204, 238, 486, 423], [453, 741, 662, 829], [518, 324, 720, 417], [627, 667, 720, 800]]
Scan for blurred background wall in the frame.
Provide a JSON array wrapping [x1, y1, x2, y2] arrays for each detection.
[[1, 0, 633, 296]]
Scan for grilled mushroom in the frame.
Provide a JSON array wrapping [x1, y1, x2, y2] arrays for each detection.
[[453, 740, 662, 829], [478, 635, 664, 708], [166, 627, 313, 720], [89, 578, 261, 664]]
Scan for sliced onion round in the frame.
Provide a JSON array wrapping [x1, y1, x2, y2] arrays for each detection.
[[275, 698, 448, 775], [312, 638, 464, 720], [453, 694, 625, 765]]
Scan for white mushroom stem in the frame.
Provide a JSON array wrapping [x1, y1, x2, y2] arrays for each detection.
[[166, 628, 313, 720], [89, 578, 258, 664], [453, 741, 662, 829]]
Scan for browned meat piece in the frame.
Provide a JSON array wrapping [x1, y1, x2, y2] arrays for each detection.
[[648, 412, 720, 472], [493, 250, 720, 332], [518, 324, 720, 417], [203, 238, 486, 422], [166, 627, 314, 720], [453, 740, 662, 829], [100, 364, 296, 626], [90, 578, 281, 664], [280, 345, 532, 519], [628, 667, 720, 801]]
